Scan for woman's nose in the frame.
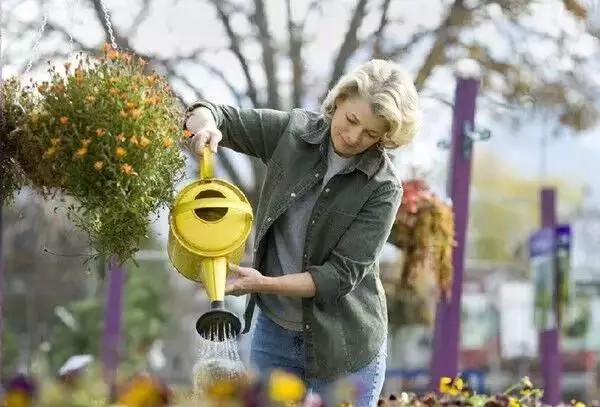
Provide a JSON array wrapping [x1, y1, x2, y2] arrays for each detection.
[[345, 128, 362, 145]]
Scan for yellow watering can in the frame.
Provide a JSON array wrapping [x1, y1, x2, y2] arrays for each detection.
[[167, 146, 253, 340]]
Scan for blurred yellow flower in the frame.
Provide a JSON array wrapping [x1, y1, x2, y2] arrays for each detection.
[[96, 128, 106, 137], [115, 147, 126, 158], [43, 147, 57, 158], [75, 147, 88, 158], [130, 109, 142, 119], [126, 102, 138, 110], [439, 377, 452, 394], [116, 133, 127, 143], [102, 42, 112, 54], [509, 397, 520, 407], [268, 370, 306, 403], [183, 129, 193, 139], [129, 135, 139, 145], [139, 136, 151, 148], [94, 161, 104, 171], [50, 137, 61, 145], [86, 95, 96, 104], [81, 138, 91, 147], [120, 163, 136, 175], [162, 137, 173, 148], [59, 116, 69, 125], [37, 83, 48, 93], [206, 380, 237, 401], [119, 110, 128, 118]]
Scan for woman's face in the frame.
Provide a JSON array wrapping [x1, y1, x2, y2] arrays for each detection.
[[330, 96, 389, 157]]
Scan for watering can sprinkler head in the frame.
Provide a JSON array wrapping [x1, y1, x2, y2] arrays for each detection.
[[196, 301, 242, 341]]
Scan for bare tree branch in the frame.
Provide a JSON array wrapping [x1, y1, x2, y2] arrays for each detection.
[[125, 0, 153, 39], [252, 0, 280, 109], [89, 0, 131, 49], [286, 0, 304, 107], [324, 0, 369, 97], [381, 28, 434, 60], [372, 0, 392, 58], [414, 0, 471, 91], [194, 61, 246, 106], [210, 0, 260, 107]]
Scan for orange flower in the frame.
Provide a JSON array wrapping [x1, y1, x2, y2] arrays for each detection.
[[130, 109, 142, 119], [75, 147, 88, 158], [119, 110, 128, 118], [120, 163, 136, 175], [116, 133, 126, 143], [138, 58, 147, 66], [86, 95, 96, 104], [162, 137, 174, 148], [102, 42, 112, 54], [96, 128, 106, 137], [183, 129, 193, 139], [126, 102, 138, 110], [94, 161, 104, 170], [43, 147, 57, 158], [108, 50, 119, 61], [59, 116, 69, 125], [115, 147, 127, 157], [81, 138, 91, 147], [139, 136, 151, 147]]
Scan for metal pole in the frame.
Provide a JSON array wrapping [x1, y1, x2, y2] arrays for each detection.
[[429, 77, 480, 390], [539, 187, 562, 404], [101, 255, 125, 400], [0, 0, 5, 382]]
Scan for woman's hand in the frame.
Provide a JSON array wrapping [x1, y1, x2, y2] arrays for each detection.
[[225, 263, 267, 296], [185, 107, 223, 155], [225, 263, 317, 298]]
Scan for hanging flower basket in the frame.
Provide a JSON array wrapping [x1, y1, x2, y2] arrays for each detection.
[[386, 179, 455, 326], [0, 78, 35, 203], [17, 44, 186, 262]]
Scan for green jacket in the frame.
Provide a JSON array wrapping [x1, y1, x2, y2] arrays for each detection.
[[187, 101, 403, 380]]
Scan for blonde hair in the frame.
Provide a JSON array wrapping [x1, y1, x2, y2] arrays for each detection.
[[321, 59, 420, 149]]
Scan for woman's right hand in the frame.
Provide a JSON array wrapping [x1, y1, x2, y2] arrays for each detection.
[[185, 107, 223, 155]]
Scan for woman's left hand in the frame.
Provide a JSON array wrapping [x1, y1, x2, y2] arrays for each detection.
[[225, 263, 266, 296]]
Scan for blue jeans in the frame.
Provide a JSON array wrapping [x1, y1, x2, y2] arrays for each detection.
[[250, 312, 387, 407]]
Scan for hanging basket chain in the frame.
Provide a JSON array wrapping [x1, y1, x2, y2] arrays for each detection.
[[66, 0, 77, 55], [99, 0, 118, 49], [24, 15, 48, 76]]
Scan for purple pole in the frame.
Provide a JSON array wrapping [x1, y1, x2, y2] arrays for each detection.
[[0, 0, 5, 381], [539, 187, 561, 405], [101, 255, 125, 398], [429, 77, 480, 391]]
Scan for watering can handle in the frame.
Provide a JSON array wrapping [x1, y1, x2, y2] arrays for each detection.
[[200, 145, 214, 179], [173, 198, 253, 216]]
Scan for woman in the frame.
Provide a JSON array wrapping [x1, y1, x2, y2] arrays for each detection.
[[184, 59, 420, 406]]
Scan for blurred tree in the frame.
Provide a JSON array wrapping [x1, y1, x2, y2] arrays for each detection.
[[468, 150, 584, 261], [2, 193, 91, 371], [47, 246, 170, 374], [1, 326, 19, 379], [3, 0, 599, 202]]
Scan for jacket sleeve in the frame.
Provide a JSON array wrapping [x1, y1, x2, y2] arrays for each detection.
[[185, 100, 291, 164], [306, 183, 403, 304]]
